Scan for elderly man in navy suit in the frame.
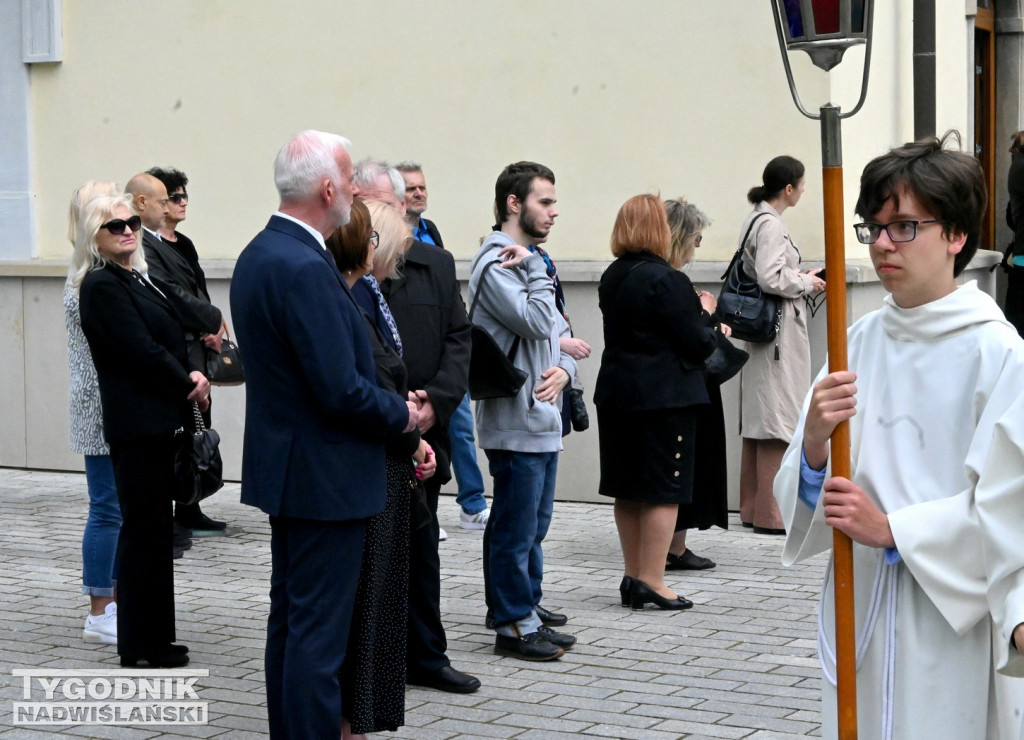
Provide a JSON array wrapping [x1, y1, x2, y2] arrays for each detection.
[[231, 130, 419, 739]]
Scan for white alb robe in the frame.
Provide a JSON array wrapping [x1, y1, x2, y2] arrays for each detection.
[[774, 282, 1024, 740], [976, 383, 1024, 740]]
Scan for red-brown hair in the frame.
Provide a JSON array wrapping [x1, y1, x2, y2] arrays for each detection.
[[610, 194, 671, 259]]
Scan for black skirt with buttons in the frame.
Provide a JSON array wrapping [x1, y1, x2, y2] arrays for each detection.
[[596, 406, 697, 504]]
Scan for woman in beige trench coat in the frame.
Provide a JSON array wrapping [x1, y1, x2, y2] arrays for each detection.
[[737, 156, 826, 533]]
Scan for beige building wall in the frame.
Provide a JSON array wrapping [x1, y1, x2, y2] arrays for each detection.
[[4, 1, 1008, 504], [27, 0, 842, 265]]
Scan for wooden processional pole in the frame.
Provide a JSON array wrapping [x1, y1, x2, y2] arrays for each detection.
[[820, 104, 857, 739]]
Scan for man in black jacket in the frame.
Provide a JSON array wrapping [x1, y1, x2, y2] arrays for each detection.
[[360, 160, 480, 694], [127, 171, 226, 538]]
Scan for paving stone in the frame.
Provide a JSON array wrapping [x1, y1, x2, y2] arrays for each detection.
[[0, 469, 832, 738]]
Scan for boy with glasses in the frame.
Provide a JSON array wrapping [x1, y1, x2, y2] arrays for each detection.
[[773, 134, 1024, 738]]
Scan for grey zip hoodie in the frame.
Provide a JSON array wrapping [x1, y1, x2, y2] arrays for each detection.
[[468, 231, 576, 452]]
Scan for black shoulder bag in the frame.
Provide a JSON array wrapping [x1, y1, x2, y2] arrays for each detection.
[[717, 212, 781, 343], [467, 260, 529, 400]]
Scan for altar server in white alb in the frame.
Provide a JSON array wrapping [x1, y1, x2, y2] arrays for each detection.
[[977, 356, 1024, 740], [773, 134, 1024, 739]]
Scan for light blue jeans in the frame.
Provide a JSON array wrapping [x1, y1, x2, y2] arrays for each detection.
[[82, 454, 121, 596], [448, 394, 487, 515]]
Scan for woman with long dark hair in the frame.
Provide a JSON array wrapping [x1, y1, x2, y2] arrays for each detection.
[[737, 156, 825, 534]]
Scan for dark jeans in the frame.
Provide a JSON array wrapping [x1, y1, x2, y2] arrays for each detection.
[[482, 450, 558, 629]]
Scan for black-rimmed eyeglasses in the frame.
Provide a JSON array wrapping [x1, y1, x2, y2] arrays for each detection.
[[168, 192, 188, 204], [853, 219, 942, 245], [369, 231, 379, 247]]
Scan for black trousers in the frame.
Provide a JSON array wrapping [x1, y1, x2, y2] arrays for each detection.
[[109, 433, 178, 658], [1005, 266, 1024, 339], [405, 476, 448, 675]]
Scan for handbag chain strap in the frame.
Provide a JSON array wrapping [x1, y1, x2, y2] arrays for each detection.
[[469, 259, 522, 362], [191, 401, 206, 434]]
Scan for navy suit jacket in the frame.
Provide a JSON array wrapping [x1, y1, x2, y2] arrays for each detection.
[[230, 215, 409, 520]]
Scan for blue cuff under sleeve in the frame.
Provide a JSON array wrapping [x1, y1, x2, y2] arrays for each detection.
[[799, 449, 826, 510]]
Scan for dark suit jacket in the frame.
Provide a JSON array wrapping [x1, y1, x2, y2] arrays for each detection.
[[142, 229, 222, 338], [79, 263, 195, 442], [230, 215, 409, 521], [593, 251, 717, 411], [383, 241, 471, 482]]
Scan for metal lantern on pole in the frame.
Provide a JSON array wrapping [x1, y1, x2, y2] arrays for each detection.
[[769, 1, 875, 738]]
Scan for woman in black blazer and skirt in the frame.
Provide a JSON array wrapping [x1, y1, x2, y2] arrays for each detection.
[[594, 195, 719, 611], [78, 194, 210, 667]]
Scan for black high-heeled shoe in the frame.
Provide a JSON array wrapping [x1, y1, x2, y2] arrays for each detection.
[[618, 576, 635, 606], [630, 580, 693, 611], [120, 646, 190, 668]]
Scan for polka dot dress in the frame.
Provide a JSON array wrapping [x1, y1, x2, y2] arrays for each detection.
[[341, 454, 415, 734]]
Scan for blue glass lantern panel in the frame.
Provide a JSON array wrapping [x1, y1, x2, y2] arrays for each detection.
[[783, 0, 804, 39], [851, 0, 865, 32]]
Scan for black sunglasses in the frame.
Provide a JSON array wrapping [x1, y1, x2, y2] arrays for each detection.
[[100, 215, 142, 235], [168, 192, 188, 204]]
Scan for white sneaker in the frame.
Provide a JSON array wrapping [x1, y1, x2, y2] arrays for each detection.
[[459, 508, 490, 530], [83, 603, 117, 645], [439, 527, 449, 542]]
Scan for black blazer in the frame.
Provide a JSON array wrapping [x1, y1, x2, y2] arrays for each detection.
[[80, 263, 195, 441], [383, 240, 471, 478], [142, 230, 222, 338], [593, 251, 717, 411]]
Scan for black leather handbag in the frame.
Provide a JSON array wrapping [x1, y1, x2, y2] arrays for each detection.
[[717, 213, 782, 344], [467, 260, 528, 400], [704, 330, 749, 385], [206, 324, 245, 386], [173, 402, 224, 506]]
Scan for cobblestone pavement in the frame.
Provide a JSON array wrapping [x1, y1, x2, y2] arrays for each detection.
[[0, 468, 827, 739]]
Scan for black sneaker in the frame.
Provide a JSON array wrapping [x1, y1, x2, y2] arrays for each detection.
[[494, 631, 564, 661], [538, 625, 576, 650]]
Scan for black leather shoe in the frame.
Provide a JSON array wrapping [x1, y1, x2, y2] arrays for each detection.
[[172, 522, 193, 549], [120, 648, 190, 668], [534, 604, 568, 626], [494, 632, 564, 661], [752, 526, 786, 536], [176, 510, 227, 535], [538, 625, 576, 649], [666, 550, 716, 571], [407, 665, 481, 694], [619, 576, 635, 606], [630, 580, 693, 611]]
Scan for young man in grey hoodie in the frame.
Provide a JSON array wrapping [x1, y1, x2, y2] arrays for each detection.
[[468, 162, 578, 661]]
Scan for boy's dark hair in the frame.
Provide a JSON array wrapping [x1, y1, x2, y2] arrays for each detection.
[[494, 161, 555, 227], [147, 166, 189, 195], [855, 131, 987, 277]]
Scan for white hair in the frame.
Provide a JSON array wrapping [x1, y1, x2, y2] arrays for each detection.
[[353, 158, 406, 201], [68, 194, 148, 293], [274, 130, 351, 202]]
